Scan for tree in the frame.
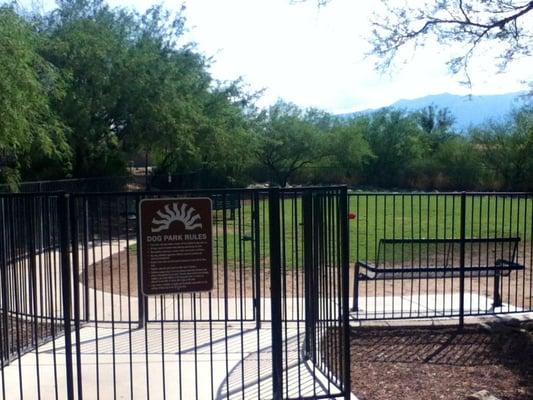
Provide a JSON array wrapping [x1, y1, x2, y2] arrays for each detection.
[[407, 105, 458, 187], [416, 105, 455, 135], [155, 80, 257, 185], [42, 0, 133, 176], [321, 117, 374, 183], [254, 101, 324, 186], [433, 136, 483, 189], [361, 109, 424, 187], [472, 106, 533, 190], [40, 0, 255, 184], [0, 6, 70, 187], [368, 0, 533, 84]]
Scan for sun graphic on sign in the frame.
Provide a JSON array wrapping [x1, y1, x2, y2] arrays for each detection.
[[151, 202, 202, 233]]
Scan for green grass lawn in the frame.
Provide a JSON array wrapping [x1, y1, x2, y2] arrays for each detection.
[[349, 194, 531, 262], [129, 193, 532, 266], [210, 193, 532, 266]]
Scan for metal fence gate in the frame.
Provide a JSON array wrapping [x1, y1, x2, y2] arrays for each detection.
[[0, 187, 352, 400]]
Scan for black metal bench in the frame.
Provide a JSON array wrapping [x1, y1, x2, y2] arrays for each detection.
[[352, 237, 525, 311], [211, 193, 241, 220]]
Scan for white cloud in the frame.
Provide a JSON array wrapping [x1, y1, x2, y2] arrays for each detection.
[[22, 0, 533, 111], [179, 0, 531, 112]]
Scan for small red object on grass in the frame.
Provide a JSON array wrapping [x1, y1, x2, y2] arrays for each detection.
[[348, 212, 357, 220]]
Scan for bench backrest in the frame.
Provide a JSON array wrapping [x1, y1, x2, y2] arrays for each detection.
[[375, 237, 520, 269], [210, 193, 241, 210]]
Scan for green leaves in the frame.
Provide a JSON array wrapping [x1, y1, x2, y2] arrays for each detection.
[[41, 0, 254, 184], [472, 106, 533, 190], [1, 0, 530, 191], [0, 6, 70, 186], [254, 101, 326, 186]]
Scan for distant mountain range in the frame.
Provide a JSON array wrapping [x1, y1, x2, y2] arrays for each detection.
[[341, 91, 530, 131]]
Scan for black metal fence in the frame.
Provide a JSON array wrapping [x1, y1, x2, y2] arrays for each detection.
[[0, 187, 351, 400], [349, 192, 533, 323], [0, 171, 240, 194], [1, 188, 532, 399], [0, 176, 145, 193]]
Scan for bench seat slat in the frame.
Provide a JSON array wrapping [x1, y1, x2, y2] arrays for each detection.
[[356, 260, 525, 280]]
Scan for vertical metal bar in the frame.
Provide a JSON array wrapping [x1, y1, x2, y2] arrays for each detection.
[[352, 195, 360, 312], [352, 262, 359, 311], [459, 192, 466, 329], [136, 195, 145, 328], [339, 187, 351, 399], [294, 192, 302, 398], [253, 192, 261, 328], [83, 198, 90, 322], [280, 192, 288, 398], [27, 197, 42, 400], [59, 193, 75, 399], [0, 198, 9, 371], [302, 191, 314, 359], [269, 187, 283, 400], [88, 197, 101, 397], [222, 194, 230, 397], [493, 272, 502, 307], [8, 197, 24, 399], [69, 195, 84, 399]]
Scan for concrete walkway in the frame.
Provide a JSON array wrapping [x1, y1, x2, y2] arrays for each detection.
[[3, 240, 530, 399], [2, 322, 348, 400], [1, 241, 351, 400], [350, 292, 526, 321]]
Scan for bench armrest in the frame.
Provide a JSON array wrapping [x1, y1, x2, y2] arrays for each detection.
[[355, 261, 378, 279], [495, 259, 525, 274]]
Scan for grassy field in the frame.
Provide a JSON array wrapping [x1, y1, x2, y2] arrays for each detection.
[[200, 193, 533, 266], [349, 194, 532, 261], [127, 194, 532, 266]]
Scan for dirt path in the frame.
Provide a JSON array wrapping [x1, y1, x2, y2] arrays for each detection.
[[82, 249, 532, 311]]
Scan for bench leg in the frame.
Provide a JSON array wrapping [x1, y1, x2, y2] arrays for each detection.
[[492, 274, 502, 308], [352, 263, 360, 312]]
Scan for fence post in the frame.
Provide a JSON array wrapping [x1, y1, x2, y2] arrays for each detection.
[[269, 187, 283, 400], [59, 193, 75, 399], [69, 195, 84, 399], [26, 196, 40, 377], [136, 195, 145, 328], [0, 198, 8, 365], [339, 186, 352, 400], [302, 191, 314, 359], [493, 274, 502, 308], [252, 191, 261, 329], [459, 192, 466, 329], [83, 198, 90, 322]]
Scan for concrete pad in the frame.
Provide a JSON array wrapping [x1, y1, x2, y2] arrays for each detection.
[[1, 322, 347, 400], [350, 292, 530, 324]]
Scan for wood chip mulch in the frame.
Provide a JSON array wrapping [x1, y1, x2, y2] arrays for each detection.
[[0, 312, 61, 363], [345, 322, 533, 400]]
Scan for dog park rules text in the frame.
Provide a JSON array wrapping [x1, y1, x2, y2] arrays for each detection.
[[139, 198, 213, 295]]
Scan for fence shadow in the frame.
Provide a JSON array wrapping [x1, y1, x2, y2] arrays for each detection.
[[349, 323, 533, 399]]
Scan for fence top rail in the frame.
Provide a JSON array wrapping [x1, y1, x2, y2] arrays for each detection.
[[0, 191, 65, 198], [68, 185, 348, 196], [1, 187, 532, 197], [348, 191, 533, 196], [380, 237, 521, 244]]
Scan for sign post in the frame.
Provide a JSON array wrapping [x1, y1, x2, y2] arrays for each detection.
[[139, 198, 213, 295]]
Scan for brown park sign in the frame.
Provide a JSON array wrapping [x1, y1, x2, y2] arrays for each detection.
[[139, 198, 213, 295]]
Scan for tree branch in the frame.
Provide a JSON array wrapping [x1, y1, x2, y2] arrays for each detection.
[[369, 0, 533, 81]]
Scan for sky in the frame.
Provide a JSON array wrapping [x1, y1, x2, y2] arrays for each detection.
[[26, 0, 533, 113]]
